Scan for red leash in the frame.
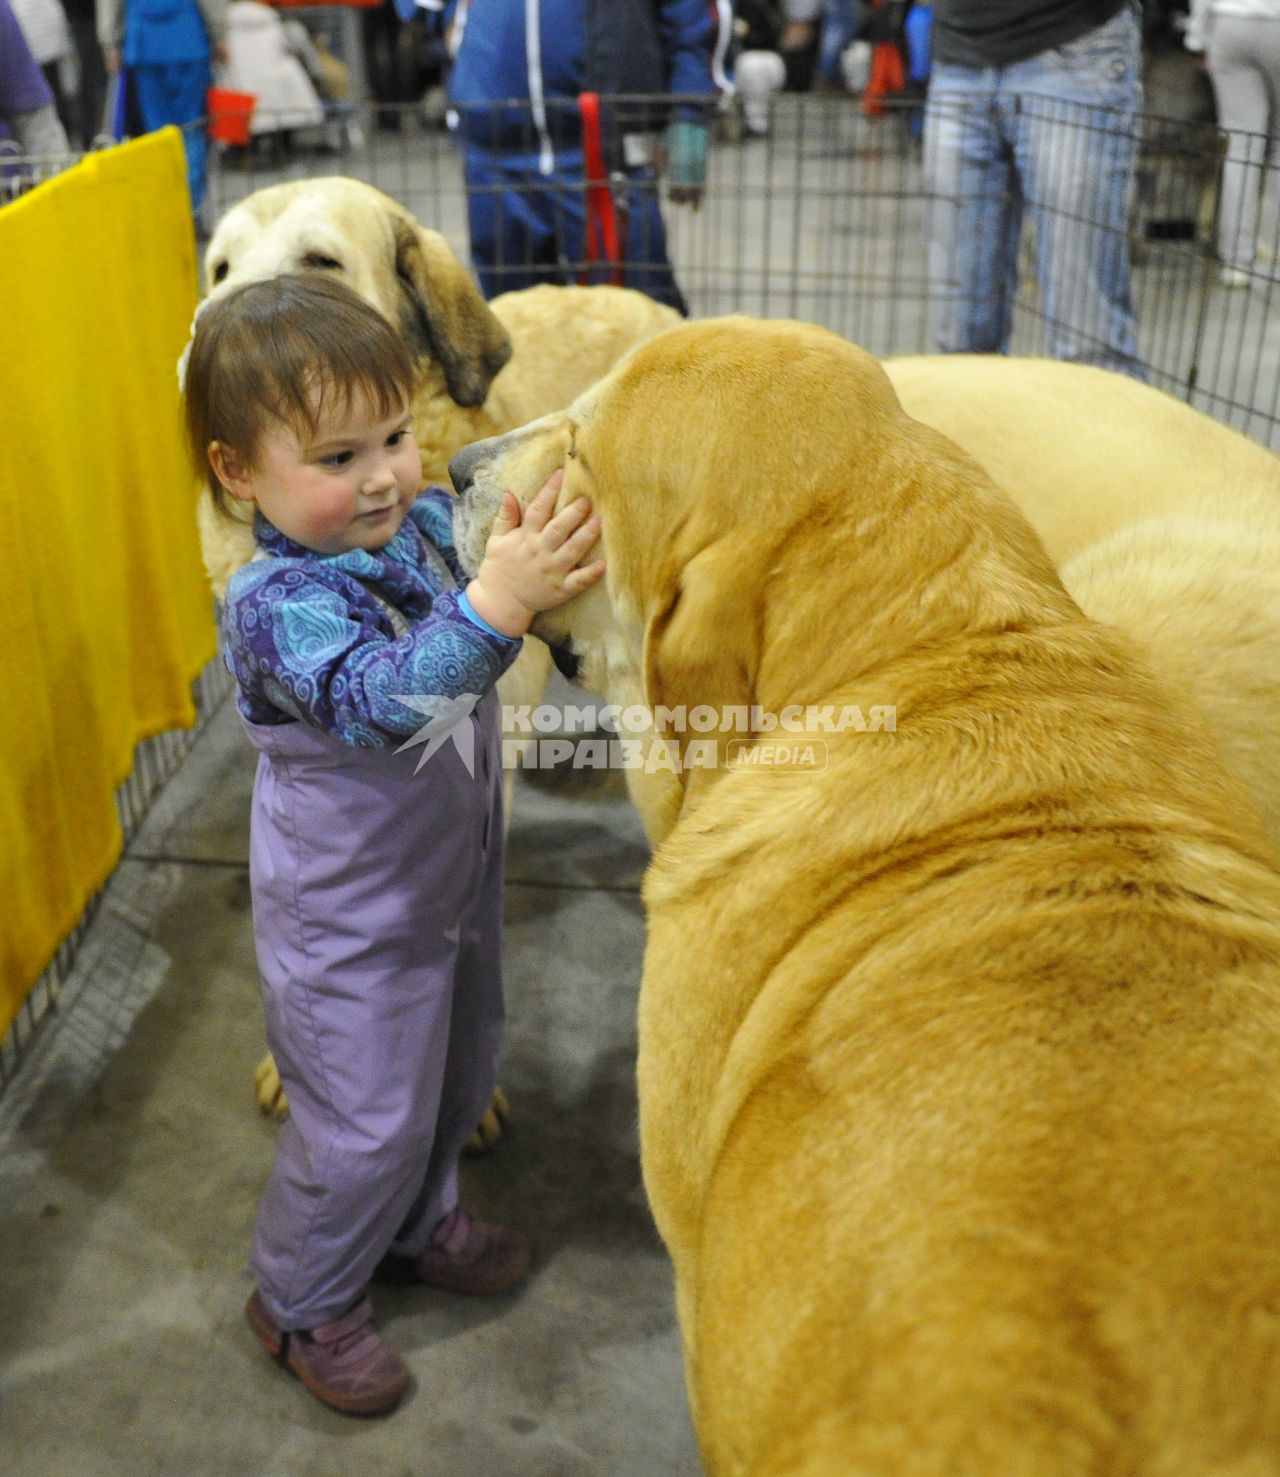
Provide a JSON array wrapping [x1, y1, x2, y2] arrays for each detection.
[[862, 41, 906, 116], [578, 91, 623, 284]]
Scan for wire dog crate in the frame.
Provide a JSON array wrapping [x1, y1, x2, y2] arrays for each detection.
[[0, 662, 231, 1095], [204, 91, 1280, 447]]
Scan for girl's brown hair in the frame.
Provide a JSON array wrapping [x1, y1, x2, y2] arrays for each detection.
[[182, 274, 415, 519]]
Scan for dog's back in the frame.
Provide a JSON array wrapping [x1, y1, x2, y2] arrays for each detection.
[[647, 611, 1280, 1476], [884, 355, 1280, 565], [883, 355, 1280, 852]]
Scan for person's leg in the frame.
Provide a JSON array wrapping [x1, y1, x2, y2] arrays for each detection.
[[362, 0, 397, 127], [127, 61, 209, 214], [126, 63, 162, 134], [817, 0, 864, 87], [252, 938, 463, 1328], [543, 152, 591, 287], [1006, 5, 1145, 376], [247, 726, 497, 1330], [1208, 17, 1271, 274], [924, 65, 1019, 353], [390, 702, 508, 1256], [463, 145, 504, 297], [72, 16, 107, 146], [170, 60, 210, 215], [904, 3, 932, 86], [39, 59, 74, 140], [464, 144, 562, 296], [618, 166, 689, 314]]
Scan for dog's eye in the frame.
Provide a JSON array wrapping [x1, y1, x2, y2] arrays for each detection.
[[302, 253, 343, 271], [211, 260, 228, 284]]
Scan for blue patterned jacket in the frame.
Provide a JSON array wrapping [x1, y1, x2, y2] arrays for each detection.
[[221, 489, 521, 749]]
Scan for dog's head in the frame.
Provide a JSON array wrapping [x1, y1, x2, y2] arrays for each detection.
[[451, 316, 1069, 838], [202, 177, 511, 407]]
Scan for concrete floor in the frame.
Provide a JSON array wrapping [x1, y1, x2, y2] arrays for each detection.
[[0, 684, 700, 1477]]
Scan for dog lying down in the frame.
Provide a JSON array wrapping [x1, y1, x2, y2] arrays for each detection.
[[450, 317, 1280, 1476]]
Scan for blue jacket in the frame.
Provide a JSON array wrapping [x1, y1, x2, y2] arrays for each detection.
[[442, 0, 732, 155], [120, 0, 212, 67], [221, 490, 520, 749]]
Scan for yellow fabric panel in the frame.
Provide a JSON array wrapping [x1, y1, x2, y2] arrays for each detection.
[[0, 129, 216, 1032]]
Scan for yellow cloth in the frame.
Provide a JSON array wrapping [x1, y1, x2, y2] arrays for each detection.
[[0, 130, 215, 1033]]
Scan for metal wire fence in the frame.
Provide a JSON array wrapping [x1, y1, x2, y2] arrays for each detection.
[[203, 91, 1280, 446], [3, 86, 1278, 1087], [0, 664, 232, 1095], [0, 136, 112, 204]]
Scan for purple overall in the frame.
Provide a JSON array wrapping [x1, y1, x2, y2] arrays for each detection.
[[243, 690, 505, 1330]]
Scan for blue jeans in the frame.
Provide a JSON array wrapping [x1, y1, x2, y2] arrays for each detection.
[[923, 4, 1145, 378], [463, 143, 688, 313], [818, 0, 864, 86]]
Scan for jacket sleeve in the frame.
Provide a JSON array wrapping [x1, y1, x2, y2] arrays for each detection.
[[1, 0, 60, 116], [658, 0, 734, 106], [221, 558, 520, 749], [406, 486, 472, 587]]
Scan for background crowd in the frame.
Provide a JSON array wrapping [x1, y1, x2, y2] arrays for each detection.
[[2, 0, 1277, 372]]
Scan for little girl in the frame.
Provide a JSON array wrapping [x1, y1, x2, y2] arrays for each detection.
[[182, 273, 604, 1416]]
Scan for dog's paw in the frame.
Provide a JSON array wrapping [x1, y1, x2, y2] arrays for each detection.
[[463, 1086, 510, 1155], [254, 1051, 290, 1119]]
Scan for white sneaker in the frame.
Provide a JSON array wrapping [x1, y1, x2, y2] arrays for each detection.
[[1219, 266, 1252, 288]]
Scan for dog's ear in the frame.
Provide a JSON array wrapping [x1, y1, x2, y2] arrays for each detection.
[[644, 540, 758, 771], [393, 220, 513, 407]]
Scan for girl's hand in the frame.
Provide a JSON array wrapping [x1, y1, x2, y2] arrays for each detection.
[[465, 469, 605, 638]]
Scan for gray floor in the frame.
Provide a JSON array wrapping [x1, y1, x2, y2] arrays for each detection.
[[0, 686, 700, 1476]]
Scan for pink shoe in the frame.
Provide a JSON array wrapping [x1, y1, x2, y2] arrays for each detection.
[[245, 1289, 411, 1415], [381, 1207, 531, 1295]]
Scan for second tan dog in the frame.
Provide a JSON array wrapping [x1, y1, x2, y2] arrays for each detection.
[[885, 355, 1280, 848], [451, 318, 1280, 1475]]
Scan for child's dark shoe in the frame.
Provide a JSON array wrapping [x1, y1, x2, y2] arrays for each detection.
[[381, 1207, 531, 1295], [245, 1289, 410, 1415]]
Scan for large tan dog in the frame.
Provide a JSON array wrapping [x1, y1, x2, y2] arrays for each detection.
[[450, 318, 1280, 1475], [200, 177, 678, 1127]]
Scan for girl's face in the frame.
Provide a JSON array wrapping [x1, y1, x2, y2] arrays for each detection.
[[213, 387, 423, 556]]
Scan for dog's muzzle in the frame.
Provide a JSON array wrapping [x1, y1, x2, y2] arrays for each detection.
[[448, 438, 505, 575], [448, 439, 494, 498]]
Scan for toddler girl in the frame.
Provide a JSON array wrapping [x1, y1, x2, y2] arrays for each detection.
[[182, 272, 604, 1415]]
